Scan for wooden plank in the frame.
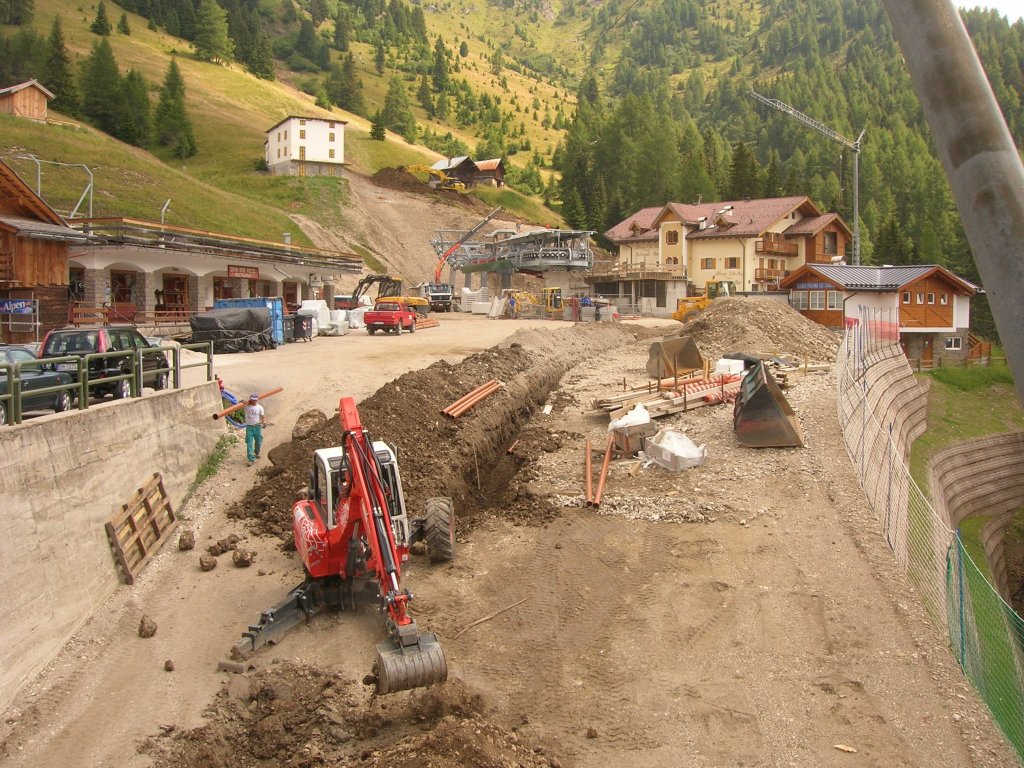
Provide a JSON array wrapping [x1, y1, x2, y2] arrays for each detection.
[[106, 473, 177, 584]]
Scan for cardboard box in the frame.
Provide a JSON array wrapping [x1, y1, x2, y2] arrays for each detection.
[[612, 421, 657, 454]]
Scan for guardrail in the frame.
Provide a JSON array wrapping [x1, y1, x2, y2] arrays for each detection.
[[0, 343, 214, 426]]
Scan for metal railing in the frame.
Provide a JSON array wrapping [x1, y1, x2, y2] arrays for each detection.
[[0, 342, 214, 426]]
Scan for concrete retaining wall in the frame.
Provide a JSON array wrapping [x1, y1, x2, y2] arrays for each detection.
[[0, 381, 225, 711]]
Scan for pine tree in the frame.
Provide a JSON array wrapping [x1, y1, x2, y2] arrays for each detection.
[[80, 38, 121, 134], [416, 73, 433, 116], [44, 17, 79, 117], [90, 1, 112, 35], [194, 0, 234, 64], [154, 58, 197, 158], [325, 53, 364, 115], [247, 24, 274, 80], [459, 40, 468, 57], [117, 12, 131, 34], [431, 36, 448, 92], [370, 109, 386, 141], [374, 41, 385, 75], [117, 68, 151, 145], [332, 7, 350, 50], [1, 0, 34, 25], [381, 74, 416, 141]]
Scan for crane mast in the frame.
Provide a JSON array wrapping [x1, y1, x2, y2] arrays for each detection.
[[749, 89, 865, 265]]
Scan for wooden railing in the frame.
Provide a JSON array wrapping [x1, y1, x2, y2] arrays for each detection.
[[754, 268, 785, 280], [755, 237, 798, 256], [68, 302, 193, 327]]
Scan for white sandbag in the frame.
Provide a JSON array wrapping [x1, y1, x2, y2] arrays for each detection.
[[608, 403, 651, 431], [643, 429, 707, 471]]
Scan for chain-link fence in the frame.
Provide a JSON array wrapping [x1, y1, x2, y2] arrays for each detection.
[[837, 306, 1024, 761]]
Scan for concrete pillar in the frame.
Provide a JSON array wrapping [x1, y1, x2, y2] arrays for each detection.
[[464, 271, 473, 290], [197, 275, 214, 311], [140, 271, 158, 313], [501, 271, 511, 290], [83, 268, 106, 306], [189, 275, 201, 312]]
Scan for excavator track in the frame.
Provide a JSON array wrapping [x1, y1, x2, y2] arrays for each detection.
[[374, 633, 448, 694]]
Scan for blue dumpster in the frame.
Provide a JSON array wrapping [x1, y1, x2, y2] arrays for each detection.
[[214, 297, 284, 346]]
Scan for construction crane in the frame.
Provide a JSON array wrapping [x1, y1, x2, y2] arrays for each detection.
[[749, 89, 865, 265]]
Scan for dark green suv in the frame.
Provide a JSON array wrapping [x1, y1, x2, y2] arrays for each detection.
[[39, 326, 170, 399]]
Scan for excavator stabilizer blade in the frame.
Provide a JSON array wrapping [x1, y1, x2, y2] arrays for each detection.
[[374, 632, 448, 694]]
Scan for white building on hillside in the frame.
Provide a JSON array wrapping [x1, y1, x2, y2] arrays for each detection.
[[264, 116, 347, 177]]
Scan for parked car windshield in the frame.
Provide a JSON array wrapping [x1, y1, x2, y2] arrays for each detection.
[[43, 331, 99, 355], [1, 347, 37, 365], [375, 303, 400, 311]]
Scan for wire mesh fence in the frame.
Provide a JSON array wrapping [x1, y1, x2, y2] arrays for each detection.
[[837, 306, 1024, 761]]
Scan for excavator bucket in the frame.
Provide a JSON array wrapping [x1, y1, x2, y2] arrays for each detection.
[[646, 335, 705, 379], [732, 361, 804, 448], [374, 631, 448, 694]]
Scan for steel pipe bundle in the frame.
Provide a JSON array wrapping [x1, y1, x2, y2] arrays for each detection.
[[442, 379, 502, 418]]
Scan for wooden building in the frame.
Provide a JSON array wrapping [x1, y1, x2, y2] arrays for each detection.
[[780, 263, 981, 365], [474, 158, 506, 187], [0, 80, 54, 122], [431, 156, 479, 188], [0, 160, 87, 342]]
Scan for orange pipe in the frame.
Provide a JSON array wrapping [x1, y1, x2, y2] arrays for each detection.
[[593, 434, 614, 507], [444, 379, 501, 417], [213, 386, 283, 419]]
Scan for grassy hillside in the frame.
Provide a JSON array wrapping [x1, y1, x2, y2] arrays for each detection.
[[3, 0, 564, 247]]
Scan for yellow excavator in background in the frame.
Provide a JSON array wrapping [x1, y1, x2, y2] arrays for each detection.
[[405, 165, 467, 191], [672, 280, 737, 323]]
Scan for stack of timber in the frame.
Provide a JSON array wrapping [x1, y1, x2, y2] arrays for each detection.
[[595, 374, 744, 420]]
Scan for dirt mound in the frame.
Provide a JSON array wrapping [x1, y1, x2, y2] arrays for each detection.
[[681, 297, 840, 362], [228, 324, 645, 542], [143, 663, 559, 768], [371, 166, 428, 193]]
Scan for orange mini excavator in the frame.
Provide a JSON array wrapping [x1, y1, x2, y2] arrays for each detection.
[[234, 396, 454, 694]]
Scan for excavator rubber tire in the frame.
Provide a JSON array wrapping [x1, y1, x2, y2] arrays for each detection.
[[423, 497, 455, 563], [374, 633, 448, 694]]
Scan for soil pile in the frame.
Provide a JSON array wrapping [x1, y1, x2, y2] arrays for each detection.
[[681, 296, 840, 362], [143, 663, 558, 768]]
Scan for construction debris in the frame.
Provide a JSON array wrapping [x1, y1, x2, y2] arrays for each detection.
[[646, 335, 705, 379], [733, 361, 804, 448]]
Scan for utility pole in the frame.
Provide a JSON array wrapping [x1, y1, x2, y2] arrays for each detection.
[[749, 89, 865, 265]]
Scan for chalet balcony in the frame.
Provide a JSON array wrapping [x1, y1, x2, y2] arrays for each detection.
[[805, 249, 842, 264], [755, 236, 798, 257], [592, 260, 678, 282], [754, 268, 787, 281]]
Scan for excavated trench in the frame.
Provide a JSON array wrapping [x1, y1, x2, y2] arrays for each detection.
[[227, 323, 656, 542]]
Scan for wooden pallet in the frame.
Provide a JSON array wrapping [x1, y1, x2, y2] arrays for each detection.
[[105, 473, 178, 585]]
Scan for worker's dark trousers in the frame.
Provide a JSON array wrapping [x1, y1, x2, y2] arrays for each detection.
[[245, 424, 263, 462]]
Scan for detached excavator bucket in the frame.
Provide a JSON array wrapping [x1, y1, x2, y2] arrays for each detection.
[[374, 630, 448, 694], [733, 361, 804, 448], [646, 335, 705, 379]]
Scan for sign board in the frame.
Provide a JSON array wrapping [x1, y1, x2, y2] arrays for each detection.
[[0, 299, 36, 314], [228, 265, 260, 280]]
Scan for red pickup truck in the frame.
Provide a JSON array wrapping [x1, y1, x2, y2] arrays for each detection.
[[365, 299, 417, 335]]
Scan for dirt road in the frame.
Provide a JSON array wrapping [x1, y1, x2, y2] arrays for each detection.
[[0, 308, 1017, 768]]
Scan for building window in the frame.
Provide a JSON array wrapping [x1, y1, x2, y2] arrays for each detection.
[[827, 290, 842, 310], [666, 230, 679, 245], [945, 337, 962, 351], [329, 121, 335, 128], [916, 292, 924, 304], [329, 132, 335, 142], [940, 293, 948, 305], [824, 231, 838, 255], [284, 130, 288, 140], [791, 290, 808, 310], [902, 291, 911, 304], [299, 119, 306, 125], [276, 148, 280, 158], [299, 146, 306, 160], [809, 290, 826, 310], [725, 257, 739, 269], [927, 292, 935, 304], [328, 148, 335, 159], [701, 258, 715, 270], [299, 129, 306, 139]]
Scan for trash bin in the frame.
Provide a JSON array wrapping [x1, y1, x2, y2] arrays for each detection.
[[283, 314, 295, 343], [293, 314, 314, 342]]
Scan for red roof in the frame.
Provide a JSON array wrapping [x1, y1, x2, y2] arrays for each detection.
[[603, 206, 662, 242]]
